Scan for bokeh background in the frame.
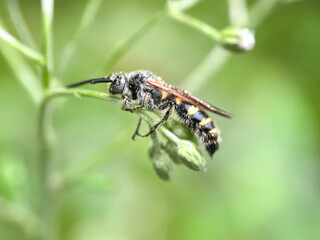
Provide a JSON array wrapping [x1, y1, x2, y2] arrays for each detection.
[[0, 0, 320, 239]]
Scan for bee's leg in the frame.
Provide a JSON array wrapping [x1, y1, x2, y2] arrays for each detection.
[[135, 103, 175, 138], [131, 117, 143, 140], [122, 93, 149, 112]]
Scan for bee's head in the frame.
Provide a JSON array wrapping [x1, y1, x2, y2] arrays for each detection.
[[66, 72, 129, 96], [108, 73, 128, 95]]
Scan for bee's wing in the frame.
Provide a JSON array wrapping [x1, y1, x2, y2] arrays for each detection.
[[147, 79, 232, 118]]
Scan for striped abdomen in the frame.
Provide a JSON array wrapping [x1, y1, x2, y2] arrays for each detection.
[[175, 98, 220, 156]]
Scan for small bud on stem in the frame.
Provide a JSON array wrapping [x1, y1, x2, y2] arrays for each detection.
[[220, 26, 255, 52]]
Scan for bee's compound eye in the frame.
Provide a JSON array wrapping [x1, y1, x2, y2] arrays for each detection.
[[116, 75, 124, 86], [109, 73, 127, 94]]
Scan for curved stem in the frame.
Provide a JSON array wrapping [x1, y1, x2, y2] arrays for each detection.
[[168, 9, 221, 41], [0, 26, 44, 64], [101, 9, 166, 73], [181, 0, 280, 93], [58, 0, 103, 75], [7, 0, 38, 50], [40, 88, 172, 188]]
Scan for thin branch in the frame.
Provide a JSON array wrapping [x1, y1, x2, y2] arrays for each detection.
[[7, 0, 38, 50], [58, 0, 103, 75], [0, 18, 41, 103], [181, 0, 280, 93], [0, 26, 44, 64], [39, 1, 55, 239], [228, 0, 249, 27], [249, 0, 279, 28], [41, 88, 173, 187], [44, 88, 123, 104], [101, 9, 166, 73], [168, 9, 221, 42], [167, 0, 203, 11], [61, 128, 131, 189], [41, 0, 54, 89], [182, 46, 231, 92]]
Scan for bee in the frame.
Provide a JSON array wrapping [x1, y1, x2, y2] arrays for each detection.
[[67, 70, 232, 156]]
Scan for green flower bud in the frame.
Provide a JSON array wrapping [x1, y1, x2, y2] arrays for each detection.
[[164, 141, 182, 165], [162, 129, 207, 171], [220, 26, 255, 52], [149, 136, 174, 181], [175, 139, 207, 171], [152, 149, 174, 181]]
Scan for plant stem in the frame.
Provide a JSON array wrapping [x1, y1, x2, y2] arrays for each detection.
[[182, 46, 231, 92], [41, 0, 54, 89], [0, 26, 44, 64], [44, 88, 123, 103], [40, 88, 172, 188], [249, 0, 279, 28], [168, 9, 221, 42], [167, 0, 203, 11], [58, 0, 102, 75], [228, 0, 249, 27], [38, 1, 55, 239], [38, 98, 51, 240], [7, 0, 38, 50], [101, 9, 166, 73], [61, 129, 131, 188], [181, 0, 280, 93]]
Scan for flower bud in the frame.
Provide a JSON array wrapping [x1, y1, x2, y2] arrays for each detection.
[[162, 129, 206, 171], [220, 27, 255, 52], [175, 139, 207, 171], [149, 140, 174, 181]]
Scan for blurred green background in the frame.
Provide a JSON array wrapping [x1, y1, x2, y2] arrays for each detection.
[[0, 0, 320, 239]]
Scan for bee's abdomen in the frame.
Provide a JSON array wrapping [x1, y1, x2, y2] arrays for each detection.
[[175, 98, 220, 156]]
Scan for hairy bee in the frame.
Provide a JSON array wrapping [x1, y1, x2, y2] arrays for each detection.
[[68, 70, 231, 156]]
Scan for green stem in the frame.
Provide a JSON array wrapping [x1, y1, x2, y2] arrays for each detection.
[[167, 0, 203, 11], [7, 0, 38, 50], [0, 18, 41, 104], [38, 1, 55, 239], [38, 98, 51, 240], [41, 0, 54, 89], [228, 0, 249, 27], [58, 0, 102, 75], [44, 88, 123, 103], [249, 0, 279, 28], [0, 26, 44, 64], [61, 129, 131, 188], [40, 88, 171, 188], [181, 0, 280, 93], [102, 9, 166, 73], [182, 46, 231, 92], [168, 9, 221, 42]]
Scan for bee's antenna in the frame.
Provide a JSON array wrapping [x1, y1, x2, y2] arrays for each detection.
[[66, 77, 113, 88]]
